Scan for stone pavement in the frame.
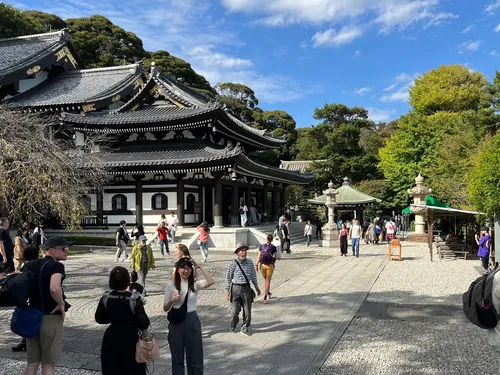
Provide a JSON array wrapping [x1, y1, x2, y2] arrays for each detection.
[[0, 243, 387, 374]]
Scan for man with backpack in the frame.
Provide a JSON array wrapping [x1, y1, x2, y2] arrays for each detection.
[[115, 220, 130, 262], [23, 237, 72, 375], [255, 234, 278, 303]]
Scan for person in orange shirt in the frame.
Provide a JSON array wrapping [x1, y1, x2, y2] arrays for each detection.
[[197, 222, 210, 262]]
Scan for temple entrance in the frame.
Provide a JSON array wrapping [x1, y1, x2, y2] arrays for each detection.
[[204, 185, 214, 224]]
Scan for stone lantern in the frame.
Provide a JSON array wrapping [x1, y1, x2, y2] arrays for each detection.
[[408, 173, 432, 241], [321, 181, 338, 247]]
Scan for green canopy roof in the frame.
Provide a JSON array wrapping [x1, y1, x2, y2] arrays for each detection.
[[308, 178, 381, 206], [402, 195, 450, 214]]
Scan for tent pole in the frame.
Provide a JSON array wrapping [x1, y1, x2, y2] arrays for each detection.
[[427, 208, 433, 261]]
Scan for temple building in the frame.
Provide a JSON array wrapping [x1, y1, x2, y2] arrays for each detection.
[[0, 29, 313, 228]]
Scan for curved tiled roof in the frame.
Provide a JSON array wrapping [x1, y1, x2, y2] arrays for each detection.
[[279, 160, 326, 173], [91, 143, 242, 168], [154, 73, 210, 108], [308, 184, 381, 205], [8, 63, 144, 108], [0, 29, 83, 86]]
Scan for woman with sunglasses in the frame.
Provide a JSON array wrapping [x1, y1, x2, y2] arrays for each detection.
[[164, 257, 214, 375]]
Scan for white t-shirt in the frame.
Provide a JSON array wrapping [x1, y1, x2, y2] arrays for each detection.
[[386, 221, 396, 234], [164, 279, 206, 313], [351, 224, 361, 239], [304, 224, 313, 236], [166, 215, 178, 230]]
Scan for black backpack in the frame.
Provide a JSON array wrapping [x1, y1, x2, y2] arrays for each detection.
[[0, 270, 36, 307], [463, 264, 500, 329]]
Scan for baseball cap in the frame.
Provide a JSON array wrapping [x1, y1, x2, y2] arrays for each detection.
[[139, 235, 147, 241], [44, 237, 74, 249]]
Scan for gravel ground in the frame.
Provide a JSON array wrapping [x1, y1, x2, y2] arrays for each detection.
[[0, 357, 98, 375], [319, 242, 496, 375], [318, 317, 499, 375], [367, 242, 479, 306]]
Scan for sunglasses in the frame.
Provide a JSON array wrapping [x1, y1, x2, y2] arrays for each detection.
[[55, 247, 69, 253]]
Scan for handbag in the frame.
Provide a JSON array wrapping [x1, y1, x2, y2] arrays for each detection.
[[234, 260, 256, 302], [11, 261, 49, 338], [167, 289, 189, 324], [136, 330, 159, 364]]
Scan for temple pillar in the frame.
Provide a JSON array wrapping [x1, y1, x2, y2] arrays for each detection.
[[280, 189, 286, 211], [133, 175, 144, 225], [246, 186, 252, 206], [96, 188, 104, 226], [214, 175, 223, 228], [231, 185, 239, 226], [175, 174, 186, 226], [263, 186, 269, 222], [273, 189, 279, 222]]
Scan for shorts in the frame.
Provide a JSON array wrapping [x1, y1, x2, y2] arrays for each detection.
[[260, 263, 275, 278], [27, 315, 64, 364]]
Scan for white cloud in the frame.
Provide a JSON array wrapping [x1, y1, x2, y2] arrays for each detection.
[[300, 41, 308, 48], [352, 49, 362, 58], [458, 40, 482, 54], [381, 72, 419, 103], [486, 1, 500, 13], [462, 24, 475, 33], [495, 23, 500, 32], [367, 107, 395, 123], [312, 26, 364, 47], [354, 87, 371, 95], [491, 50, 500, 56], [221, 0, 458, 35], [187, 46, 253, 69]]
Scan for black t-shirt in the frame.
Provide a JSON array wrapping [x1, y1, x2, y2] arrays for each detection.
[[27, 257, 66, 315], [116, 227, 129, 242], [280, 224, 289, 238], [0, 228, 14, 260]]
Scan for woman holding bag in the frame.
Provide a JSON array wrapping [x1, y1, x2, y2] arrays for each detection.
[[95, 266, 152, 375], [163, 257, 214, 375]]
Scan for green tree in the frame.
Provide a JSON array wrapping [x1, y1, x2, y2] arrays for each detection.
[[253, 109, 297, 160], [143, 51, 214, 94], [285, 185, 306, 208], [66, 15, 145, 68], [23, 10, 66, 32], [468, 134, 500, 216], [215, 82, 258, 123], [0, 4, 36, 37], [409, 65, 491, 115]]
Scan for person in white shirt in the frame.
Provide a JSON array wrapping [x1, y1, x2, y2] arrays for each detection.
[[349, 219, 361, 257], [166, 211, 178, 243], [304, 220, 313, 247], [385, 219, 397, 244], [164, 257, 213, 374], [240, 202, 248, 228]]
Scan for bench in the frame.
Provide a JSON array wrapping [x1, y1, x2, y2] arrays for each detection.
[[436, 242, 469, 260]]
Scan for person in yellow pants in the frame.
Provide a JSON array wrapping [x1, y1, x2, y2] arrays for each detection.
[[255, 234, 278, 303]]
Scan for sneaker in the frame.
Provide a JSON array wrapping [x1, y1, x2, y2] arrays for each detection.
[[240, 328, 252, 336], [230, 327, 236, 333], [263, 295, 268, 304]]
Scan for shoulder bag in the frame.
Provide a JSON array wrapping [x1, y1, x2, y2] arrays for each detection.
[[136, 329, 160, 364], [167, 289, 189, 324], [11, 261, 49, 338], [234, 260, 256, 302]]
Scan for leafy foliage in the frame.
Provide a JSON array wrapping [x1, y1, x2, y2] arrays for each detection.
[[215, 82, 258, 123], [468, 134, 500, 216], [253, 109, 297, 160], [143, 51, 214, 94], [409, 65, 491, 115], [285, 185, 306, 208], [0, 4, 39, 37], [66, 15, 145, 68]]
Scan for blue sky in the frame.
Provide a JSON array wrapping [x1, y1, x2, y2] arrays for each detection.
[[11, 0, 500, 127]]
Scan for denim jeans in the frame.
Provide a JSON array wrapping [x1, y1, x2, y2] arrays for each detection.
[[306, 234, 312, 246], [169, 229, 176, 243], [200, 241, 209, 260], [352, 237, 360, 256], [159, 239, 169, 255]]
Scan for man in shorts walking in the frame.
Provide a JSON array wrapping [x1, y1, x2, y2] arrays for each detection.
[[24, 237, 73, 375]]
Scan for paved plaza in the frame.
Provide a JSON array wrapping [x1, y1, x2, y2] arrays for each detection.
[[0, 242, 498, 374]]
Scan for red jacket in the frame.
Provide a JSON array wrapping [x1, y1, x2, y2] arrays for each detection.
[[157, 226, 170, 241]]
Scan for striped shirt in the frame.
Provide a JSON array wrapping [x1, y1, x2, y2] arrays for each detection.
[[225, 258, 259, 291]]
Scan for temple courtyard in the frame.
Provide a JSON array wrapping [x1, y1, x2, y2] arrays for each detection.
[[0, 241, 497, 374]]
